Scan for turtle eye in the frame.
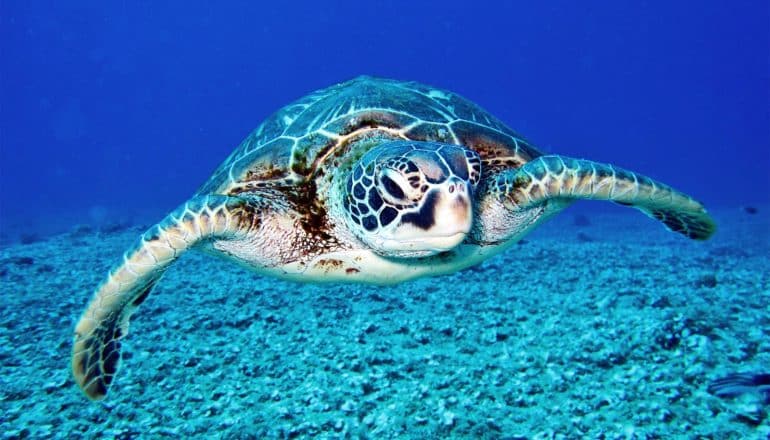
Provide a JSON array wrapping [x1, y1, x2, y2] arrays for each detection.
[[381, 175, 404, 199], [378, 168, 412, 203]]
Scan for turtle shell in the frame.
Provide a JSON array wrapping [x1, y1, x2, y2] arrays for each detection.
[[198, 76, 542, 196]]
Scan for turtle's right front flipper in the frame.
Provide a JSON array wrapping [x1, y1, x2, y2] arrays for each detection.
[[71, 195, 260, 400], [486, 155, 716, 240]]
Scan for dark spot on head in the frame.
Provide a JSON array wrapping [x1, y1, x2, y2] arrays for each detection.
[[401, 190, 438, 230], [353, 182, 366, 199], [362, 215, 378, 231], [379, 207, 398, 226], [346, 267, 360, 274], [367, 189, 383, 211]]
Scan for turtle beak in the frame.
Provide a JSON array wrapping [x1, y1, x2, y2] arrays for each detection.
[[429, 177, 473, 245], [385, 177, 473, 254]]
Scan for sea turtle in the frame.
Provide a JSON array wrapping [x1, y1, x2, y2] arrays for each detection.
[[72, 76, 715, 399]]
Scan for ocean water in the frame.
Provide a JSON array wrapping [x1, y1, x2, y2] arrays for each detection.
[[1, 1, 769, 438]]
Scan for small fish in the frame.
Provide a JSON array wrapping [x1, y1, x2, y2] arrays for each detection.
[[708, 373, 770, 404], [742, 206, 759, 215]]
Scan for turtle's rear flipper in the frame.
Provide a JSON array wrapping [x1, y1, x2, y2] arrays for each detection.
[[495, 155, 716, 240], [71, 195, 259, 400]]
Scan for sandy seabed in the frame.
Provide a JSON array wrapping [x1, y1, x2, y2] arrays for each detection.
[[1, 206, 768, 439]]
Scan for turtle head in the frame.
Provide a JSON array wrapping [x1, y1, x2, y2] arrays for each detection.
[[342, 141, 481, 258]]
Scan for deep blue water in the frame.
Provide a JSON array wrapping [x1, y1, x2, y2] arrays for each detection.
[[1, 1, 769, 240]]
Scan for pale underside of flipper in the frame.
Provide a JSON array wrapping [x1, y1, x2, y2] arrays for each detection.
[[71, 195, 259, 399], [491, 155, 716, 240]]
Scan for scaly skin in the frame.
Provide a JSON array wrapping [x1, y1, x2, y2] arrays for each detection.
[[488, 155, 716, 240], [71, 195, 260, 399]]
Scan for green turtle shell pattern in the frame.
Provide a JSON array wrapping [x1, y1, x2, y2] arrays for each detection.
[[197, 76, 543, 197]]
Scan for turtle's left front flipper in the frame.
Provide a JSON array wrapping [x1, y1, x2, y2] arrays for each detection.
[[71, 195, 261, 400], [489, 155, 716, 240]]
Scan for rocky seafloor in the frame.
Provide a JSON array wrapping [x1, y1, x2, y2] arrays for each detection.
[[1, 205, 768, 439]]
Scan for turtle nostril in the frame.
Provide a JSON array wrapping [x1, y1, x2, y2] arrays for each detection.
[[445, 177, 471, 196], [450, 181, 470, 195]]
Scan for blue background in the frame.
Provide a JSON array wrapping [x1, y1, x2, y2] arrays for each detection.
[[1, 1, 768, 239]]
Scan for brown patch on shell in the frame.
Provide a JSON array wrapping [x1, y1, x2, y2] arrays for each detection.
[[293, 112, 407, 178], [245, 166, 284, 181], [405, 122, 454, 143], [451, 120, 540, 171]]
